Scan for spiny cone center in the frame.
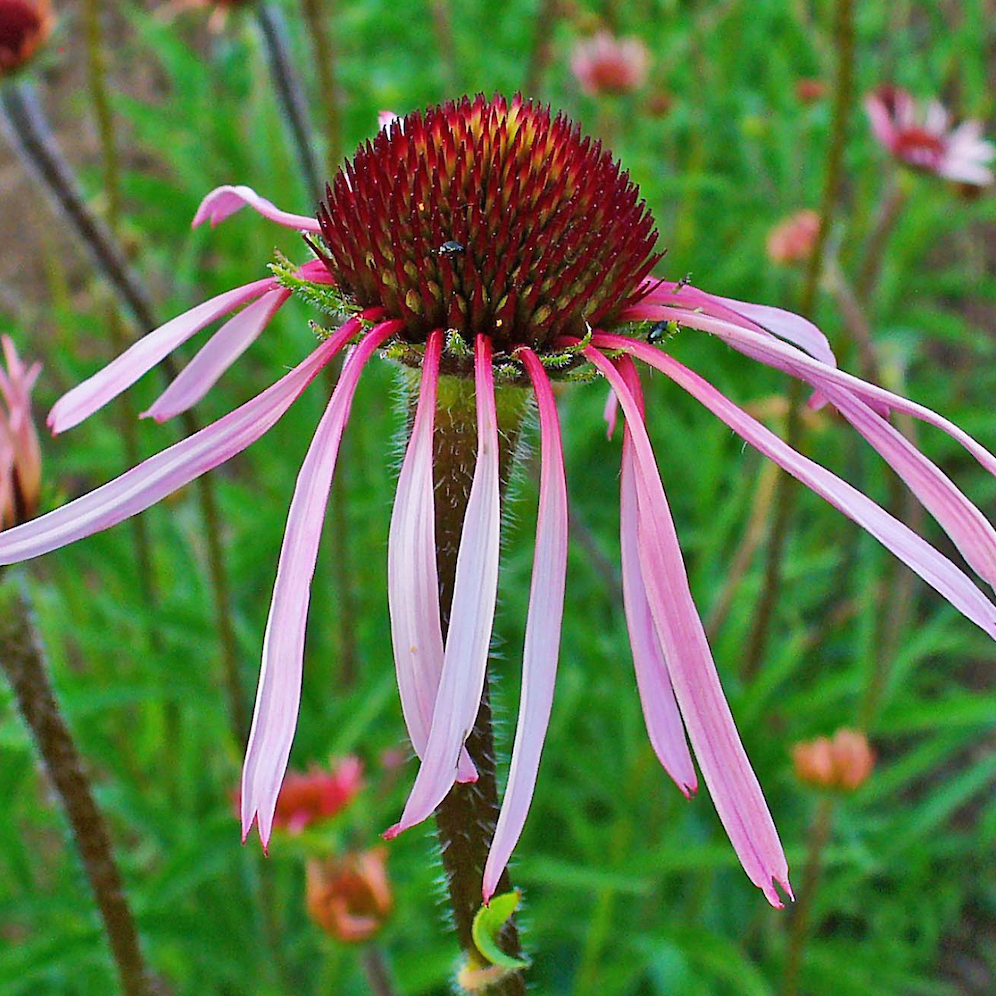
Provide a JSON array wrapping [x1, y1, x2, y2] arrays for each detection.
[[317, 94, 663, 353]]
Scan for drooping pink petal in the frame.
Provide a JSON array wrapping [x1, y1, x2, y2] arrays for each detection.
[[586, 346, 791, 908], [820, 381, 996, 587], [632, 281, 837, 367], [241, 321, 400, 847], [598, 335, 996, 640], [48, 278, 276, 434], [385, 335, 501, 839], [0, 318, 387, 567], [639, 309, 996, 481], [483, 348, 569, 901], [142, 289, 293, 422], [192, 184, 322, 233], [388, 330, 476, 784], [617, 368, 697, 797]]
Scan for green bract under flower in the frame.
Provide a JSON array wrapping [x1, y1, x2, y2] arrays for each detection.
[[315, 94, 663, 354]]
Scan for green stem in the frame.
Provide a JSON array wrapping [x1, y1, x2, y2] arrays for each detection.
[[299, 0, 343, 179], [417, 373, 528, 994], [742, 0, 855, 679], [524, 0, 562, 97], [0, 577, 151, 996], [255, 2, 323, 201], [781, 796, 834, 996], [83, 0, 165, 657]]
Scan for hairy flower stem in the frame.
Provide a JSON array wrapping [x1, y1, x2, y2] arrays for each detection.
[[780, 796, 834, 996], [0, 78, 246, 745], [298, 0, 343, 179], [0, 576, 151, 996], [742, 0, 854, 680], [415, 373, 528, 993], [254, 3, 323, 202]]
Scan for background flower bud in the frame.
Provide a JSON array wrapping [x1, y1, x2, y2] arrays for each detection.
[[306, 848, 393, 943], [793, 728, 875, 792], [766, 209, 820, 265]]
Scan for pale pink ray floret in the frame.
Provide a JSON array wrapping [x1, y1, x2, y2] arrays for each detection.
[[865, 85, 995, 187], [2, 168, 996, 916]]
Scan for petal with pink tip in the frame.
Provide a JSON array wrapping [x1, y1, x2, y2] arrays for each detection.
[[586, 346, 791, 908], [644, 310, 996, 481], [192, 185, 322, 233], [48, 278, 275, 434], [598, 335, 996, 640], [388, 331, 476, 784], [143, 289, 292, 422], [822, 383, 996, 587], [241, 322, 399, 846], [483, 348, 568, 901], [386, 336, 500, 838], [619, 415, 697, 795], [0, 319, 376, 567]]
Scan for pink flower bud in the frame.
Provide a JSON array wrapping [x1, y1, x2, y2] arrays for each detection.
[[570, 31, 649, 97], [306, 848, 393, 943], [792, 728, 875, 792], [766, 209, 820, 265], [0, 336, 41, 530]]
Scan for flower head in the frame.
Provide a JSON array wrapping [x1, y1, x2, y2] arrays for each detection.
[[0, 0, 51, 76], [793, 729, 875, 792], [570, 31, 649, 97], [269, 757, 363, 834], [306, 848, 393, 943], [766, 209, 820, 265], [865, 86, 995, 187], [3, 94, 996, 912], [316, 95, 661, 355], [0, 335, 41, 529]]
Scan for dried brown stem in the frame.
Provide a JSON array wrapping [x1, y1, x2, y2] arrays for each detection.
[[0, 578, 151, 996]]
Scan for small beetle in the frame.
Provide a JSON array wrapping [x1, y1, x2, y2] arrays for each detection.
[[647, 319, 679, 343], [436, 240, 466, 257]]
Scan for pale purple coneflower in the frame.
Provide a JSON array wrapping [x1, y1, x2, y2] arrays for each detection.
[[865, 85, 995, 187], [2, 96, 996, 916]]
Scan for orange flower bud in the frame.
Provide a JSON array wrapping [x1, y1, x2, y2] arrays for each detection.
[[306, 848, 393, 943], [0, 0, 52, 76], [792, 728, 875, 792], [0, 336, 41, 529], [766, 209, 820, 265]]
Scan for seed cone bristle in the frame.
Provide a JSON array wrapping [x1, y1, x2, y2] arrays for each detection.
[[317, 93, 663, 354]]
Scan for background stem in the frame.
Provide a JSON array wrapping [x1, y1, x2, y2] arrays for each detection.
[[741, 0, 855, 680], [0, 577, 151, 996], [0, 76, 247, 746], [255, 2, 323, 201]]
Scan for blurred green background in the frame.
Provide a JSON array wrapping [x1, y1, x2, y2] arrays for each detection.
[[1, 0, 996, 993]]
